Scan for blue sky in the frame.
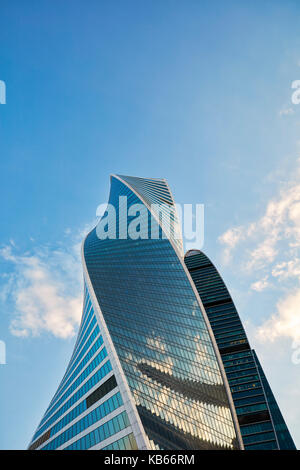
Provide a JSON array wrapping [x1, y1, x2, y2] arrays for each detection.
[[1, 0, 300, 449]]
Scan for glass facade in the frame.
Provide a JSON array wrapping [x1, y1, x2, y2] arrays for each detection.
[[28, 282, 134, 450], [28, 175, 241, 450], [184, 250, 296, 450]]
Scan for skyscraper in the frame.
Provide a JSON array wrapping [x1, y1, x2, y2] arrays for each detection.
[[184, 249, 296, 450], [28, 175, 243, 450]]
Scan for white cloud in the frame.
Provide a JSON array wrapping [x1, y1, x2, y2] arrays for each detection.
[[257, 288, 300, 343], [0, 223, 95, 339], [219, 157, 300, 344], [218, 228, 242, 264], [246, 237, 278, 271], [219, 223, 255, 264], [219, 160, 300, 271], [218, 226, 244, 248], [272, 259, 300, 280], [251, 276, 270, 292], [279, 108, 295, 116]]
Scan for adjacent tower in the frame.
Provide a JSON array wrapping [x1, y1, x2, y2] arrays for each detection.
[[28, 175, 242, 450], [184, 249, 296, 450]]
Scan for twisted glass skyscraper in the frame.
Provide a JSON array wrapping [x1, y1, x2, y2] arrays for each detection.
[[185, 250, 296, 450], [28, 175, 243, 451]]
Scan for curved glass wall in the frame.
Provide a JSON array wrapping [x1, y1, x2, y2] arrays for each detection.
[[83, 175, 240, 450], [29, 175, 241, 450]]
